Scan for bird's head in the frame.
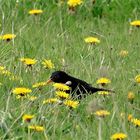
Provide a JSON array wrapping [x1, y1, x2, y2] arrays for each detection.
[[46, 71, 70, 84]]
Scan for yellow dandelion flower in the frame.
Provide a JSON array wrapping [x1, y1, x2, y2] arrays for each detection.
[[128, 92, 135, 103], [22, 114, 34, 122], [42, 59, 55, 69], [29, 9, 43, 15], [67, 0, 83, 7], [0, 34, 16, 41], [111, 133, 127, 140], [32, 82, 47, 88], [43, 98, 60, 104], [28, 96, 37, 101], [119, 50, 128, 57], [53, 83, 70, 91], [20, 58, 37, 66], [0, 69, 11, 76], [12, 87, 32, 96], [84, 37, 100, 44], [96, 77, 111, 86], [95, 110, 110, 117], [131, 118, 140, 127], [64, 100, 79, 109], [98, 91, 111, 95], [16, 94, 29, 99], [0, 66, 12, 77], [130, 20, 140, 27], [55, 91, 70, 99], [135, 74, 140, 83], [28, 125, 44, 132], [128, 114, 133, 122]]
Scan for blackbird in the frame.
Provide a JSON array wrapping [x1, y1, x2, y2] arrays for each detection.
[[47, 71, 113, 99]]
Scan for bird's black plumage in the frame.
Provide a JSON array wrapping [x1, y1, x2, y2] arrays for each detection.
[[48, 71, 113, 99]]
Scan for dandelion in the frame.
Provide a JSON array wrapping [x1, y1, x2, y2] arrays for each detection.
[[28, 125, 44, 132], [131, 118, 140, 127], [29, 9, 43, 15], [95, 110, 110, 117], [130, 20, 140, 27], [0, 66, 11, 76], [135, 74, 140, 83], [0, 34, 16, 41], [43, 98, 60, 104], [0, 69, 11, 76], [12, 87, 32, 96], [98, 91, 111, 96], [96, 77, 111, 86], [22, 114, 34, 122], [32, 82, 47, 88], [28, 96, 37, 101], [16, 95, 28, 99], [111, 133, 127, 140], [55, 91, 70, 99], [119, 50, 128, 57], [128, 114, 133, 122], [84, 37, 100, 44], [127, 92, 135, 103], [127, 115, 140, 127], [42, 59, 55, 69], [64, 100, 79, 109], [53, 83, 70, 91], [67, 0, 82, 7], [20, 58, 37, 66]]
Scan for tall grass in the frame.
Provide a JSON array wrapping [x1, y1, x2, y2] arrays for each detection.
[[0, 0, 140, 139]]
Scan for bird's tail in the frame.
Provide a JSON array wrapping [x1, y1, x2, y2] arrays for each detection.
[[90, 87, 114, 94]]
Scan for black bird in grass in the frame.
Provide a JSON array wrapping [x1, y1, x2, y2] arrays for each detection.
[[47, 71, 114, 99]]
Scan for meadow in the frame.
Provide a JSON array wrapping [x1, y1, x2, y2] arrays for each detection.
[[0, 0, 140, 139]]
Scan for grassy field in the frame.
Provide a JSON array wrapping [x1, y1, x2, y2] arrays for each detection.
[[0, 0, 140, 139]]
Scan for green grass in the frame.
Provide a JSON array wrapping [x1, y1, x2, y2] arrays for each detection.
[[0, 0, 140, 139]]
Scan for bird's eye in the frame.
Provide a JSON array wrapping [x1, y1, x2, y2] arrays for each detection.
[[53, 75, 59, 79]]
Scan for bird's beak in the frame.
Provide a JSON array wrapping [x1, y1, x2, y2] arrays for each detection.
[[46, 79, 53, 84]]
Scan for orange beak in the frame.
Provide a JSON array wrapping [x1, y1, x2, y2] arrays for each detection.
[[46, 79, 53, 84]]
